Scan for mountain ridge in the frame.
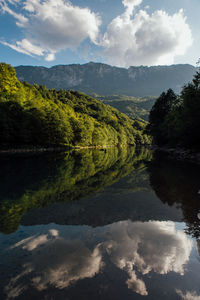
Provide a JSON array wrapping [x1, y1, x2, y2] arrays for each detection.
[[15, 62, 197, 97]]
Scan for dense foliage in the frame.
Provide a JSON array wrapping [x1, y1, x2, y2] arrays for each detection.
[[0, 63, 150, 148], [148, 69, 200, 149]]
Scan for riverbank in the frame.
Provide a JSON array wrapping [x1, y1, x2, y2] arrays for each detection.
[[0, 144, 118, 155], [0, 147, 67, 155]]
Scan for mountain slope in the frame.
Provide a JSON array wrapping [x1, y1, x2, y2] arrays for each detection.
[[98, 95, 156, 121], [15, 62, 196, 97], [0, 63, 150, 148]]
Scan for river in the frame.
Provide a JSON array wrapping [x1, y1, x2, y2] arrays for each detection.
[[0, 147, 200, 299]]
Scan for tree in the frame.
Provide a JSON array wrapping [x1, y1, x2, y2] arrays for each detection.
[[0, 63, 25, 103], [148, 89, 177, 145], [148, 60, 200, 149]]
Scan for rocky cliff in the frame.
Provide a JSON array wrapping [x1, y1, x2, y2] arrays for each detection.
[[15, 62, 196, 96]]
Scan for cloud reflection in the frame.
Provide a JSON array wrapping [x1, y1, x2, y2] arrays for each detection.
[[4, 221, 193, 298], [177, 290, 200, 300], [5, 229, 103, 298], [104, 221, 192, 295]]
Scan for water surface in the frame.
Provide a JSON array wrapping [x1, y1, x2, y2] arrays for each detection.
[[0, 148, 200, 299]]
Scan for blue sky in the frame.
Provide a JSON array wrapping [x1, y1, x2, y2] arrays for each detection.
[[0, 0, 199, 67]]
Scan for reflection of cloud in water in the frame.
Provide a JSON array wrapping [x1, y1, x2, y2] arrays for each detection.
[[30, 240, 102, 291], [11, 234, 49, 251], [105, 221, 193, 295], [10, 229, 59, 251], [196, 240, 200, 256], [5, 229, 103, 298], [177, 290, 200, 300], [5, 221, 193, 298], [126, 269, 148, 296]]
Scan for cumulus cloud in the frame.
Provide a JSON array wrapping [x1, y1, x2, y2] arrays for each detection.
[[0, 0, 101, 61], [0, 0, 193, 66], [122, 0, 142, 15], [100, 1, 193, 66]]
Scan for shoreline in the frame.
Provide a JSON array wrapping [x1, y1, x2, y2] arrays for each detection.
[[0, 143, 152, 155], [0, 147, 67, 154], [0, 144, 119, 155], [1, 145, 199, 164]]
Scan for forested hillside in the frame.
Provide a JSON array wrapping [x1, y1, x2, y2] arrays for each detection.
[[0, 63, 150, 149], [97, 95, 156, 121], [148, 68, 200, 149]]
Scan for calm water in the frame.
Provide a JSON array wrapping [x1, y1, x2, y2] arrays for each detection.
[[0, 147, 200, 299]]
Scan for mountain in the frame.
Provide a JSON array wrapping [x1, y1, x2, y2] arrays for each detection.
[[15, 62, 196, 97]]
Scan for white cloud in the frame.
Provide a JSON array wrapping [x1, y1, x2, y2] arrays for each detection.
[[45, 53, 55, 61], [122, 0, 142, 16], [0, 0, 193, 66], [123, 0, 142, 8], [100, 1, 193, 66], [1, 38, 45, 58], [0, 0, 28, 26], [1, 41, 33, 56], [0, 0, 101, 61], [17, 39, 44, 56]]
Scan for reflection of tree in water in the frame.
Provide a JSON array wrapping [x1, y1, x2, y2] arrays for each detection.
[[148, 152, 200, 239], [0, 147, 152, 234]]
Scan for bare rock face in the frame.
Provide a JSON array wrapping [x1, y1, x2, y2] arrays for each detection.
[[15, 62, 196, 97]]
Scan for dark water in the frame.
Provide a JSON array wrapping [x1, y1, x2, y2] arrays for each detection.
[[0, 147, 200, 299]]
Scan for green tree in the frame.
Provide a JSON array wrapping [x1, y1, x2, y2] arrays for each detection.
[[148, 62, 200, 149], [0, 63, 25, 103], [148, 89, 177, 145]]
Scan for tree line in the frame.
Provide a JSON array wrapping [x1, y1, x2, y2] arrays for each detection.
[[0, 147, 152, 233], [148, 66, 200, 149], [0, 63, 150, 148]]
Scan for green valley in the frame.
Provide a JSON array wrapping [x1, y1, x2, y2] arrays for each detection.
[[96, 94, 156, 121]]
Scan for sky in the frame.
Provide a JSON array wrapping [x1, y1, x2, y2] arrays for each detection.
[[0, 0, 199, 67]]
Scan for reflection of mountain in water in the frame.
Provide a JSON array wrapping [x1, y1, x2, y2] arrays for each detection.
[[148, 153, 200, 238], [0, 220, 195, 300], [1, 148, 200, 238], [1, 150, 200, 299], [0, 147, 152, 234], [22, 166, 183, 228]]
